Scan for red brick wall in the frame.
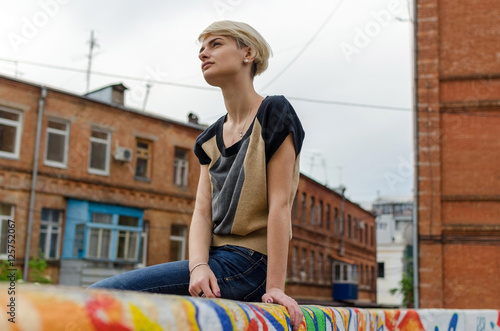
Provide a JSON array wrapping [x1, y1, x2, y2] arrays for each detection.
[[417, 0, 500, 308], [439, 0, 500, 77], [443, 244, 500, 309]]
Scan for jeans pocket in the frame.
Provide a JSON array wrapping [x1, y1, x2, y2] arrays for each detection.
[[217, 256, 267, 301]]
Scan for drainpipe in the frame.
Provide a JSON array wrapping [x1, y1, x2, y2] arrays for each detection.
[[411, 0, 419, 309], [24, 86, 46, 281]]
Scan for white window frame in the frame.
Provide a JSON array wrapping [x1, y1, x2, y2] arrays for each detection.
[[86, 227, 112, 259], [116, 230, 140, 261], [88, 127, 111, 176], [84, 212, 142, 261], [333, 261, 358, 284], [39, 208, 62, 260], [0, 107, 23, 159], [174, 148, 188, 187], [170, 224, 187, 261], [0, 203, 14, 259], [44, 118, 70, 168]]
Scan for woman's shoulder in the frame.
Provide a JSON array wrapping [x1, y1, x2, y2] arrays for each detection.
[[261, 95, 291, 108], [258, 95, 300, 123], [196, 114, 224, 144]]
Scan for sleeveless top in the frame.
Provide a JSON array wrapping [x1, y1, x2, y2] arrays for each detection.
[[194, 95, 305, 255]]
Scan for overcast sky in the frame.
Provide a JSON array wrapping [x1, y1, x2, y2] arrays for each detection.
[[1, 0, 415, 207]]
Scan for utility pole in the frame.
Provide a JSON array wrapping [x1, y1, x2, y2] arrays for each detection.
[[86, 30, 98, 93], [142, 83, 152, 111]]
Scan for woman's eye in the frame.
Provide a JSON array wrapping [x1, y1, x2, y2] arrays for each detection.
[[213, 42, 221, 47]]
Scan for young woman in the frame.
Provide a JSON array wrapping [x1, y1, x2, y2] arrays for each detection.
[[89, 20, 305, 330]]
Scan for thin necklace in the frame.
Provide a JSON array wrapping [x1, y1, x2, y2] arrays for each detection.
[[235, 103, 253, 138]]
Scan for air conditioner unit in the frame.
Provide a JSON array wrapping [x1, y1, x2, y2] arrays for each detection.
[[359, 221, 365, 229], [114, 147, 132, 162]]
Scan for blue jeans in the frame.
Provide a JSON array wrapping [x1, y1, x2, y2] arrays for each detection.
[[87, 245, 268, 302]]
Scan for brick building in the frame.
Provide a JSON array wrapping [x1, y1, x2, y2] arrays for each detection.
[[415, 0, 500, 308], [1, 75, 376, 303], [0, 75, 204, 285], [286, 175, 377, 304]]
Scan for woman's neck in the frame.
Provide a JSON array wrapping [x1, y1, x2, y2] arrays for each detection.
[[221, 82, 262, 124]]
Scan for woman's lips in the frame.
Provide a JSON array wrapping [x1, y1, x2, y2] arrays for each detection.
[[202, 62, 213, 70]]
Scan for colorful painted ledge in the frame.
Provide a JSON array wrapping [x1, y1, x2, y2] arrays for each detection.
[[1, 284, 499, 330]]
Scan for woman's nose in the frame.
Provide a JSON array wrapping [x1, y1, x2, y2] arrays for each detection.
[[199, 50, 209, 61]]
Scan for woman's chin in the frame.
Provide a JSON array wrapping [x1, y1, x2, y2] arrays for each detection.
[[202, 73, 223, 88]]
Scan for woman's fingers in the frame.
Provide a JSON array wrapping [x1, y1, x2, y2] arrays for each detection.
[[189, 266, 220, 298]]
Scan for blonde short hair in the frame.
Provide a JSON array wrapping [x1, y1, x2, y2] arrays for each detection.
[[198, 20, 272, 77]]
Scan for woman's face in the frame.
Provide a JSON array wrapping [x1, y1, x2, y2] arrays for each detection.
[[198, 35, 249, 86]]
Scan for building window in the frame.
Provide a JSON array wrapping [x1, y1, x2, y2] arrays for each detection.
[[292, 246, 298, 279], [365, 265, 369, 286], [64, 201, 144, 262], [174, 148, 188, 187], [300, 248, 307, 281], [135, 139, 152, 179], [347, 214, 352, 238], [86, 212, 141, 261], [334, 207, 340, 237], [318, 200, 323, 227], [371, 266, 375, 288], [292, 195, 299, 220], [352, 264, 358, 283], [88, 127, 111, 175], [73, 224, 85, 257], [39, 208, 62, 259], [334, 264, 341, 281], [353, 218, 358, 240], [326, 204, 331, 230], [360, 264, 365, 285], [309, 251, 315, 282], [169, 224, 187, 261], [0, 107, 23, 159], [116, 215, 140, 261], [309, 196, 315, 225], [333, 261, 359, 284], [44, 119, 69, 168], [87, 213, 112, 259], [326, 256, 332, 284], [0, 203, 14, 257], [318, 252, 323, 283], [377, 262, 385, 278], [301, 193, 307, 224], [371, 226, 375, 246]]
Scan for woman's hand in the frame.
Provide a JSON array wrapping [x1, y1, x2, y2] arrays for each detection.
[[262, 287, 304, 331], [189, 264, 221, 298]]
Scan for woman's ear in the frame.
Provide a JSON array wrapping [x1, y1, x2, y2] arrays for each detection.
[[244, 46, 255, 63]]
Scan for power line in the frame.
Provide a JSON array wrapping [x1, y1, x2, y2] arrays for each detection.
[[261, 0, 345, 91], [287, 96, 411, 112], [1, 57, 499, 117], [0, 57, 218, 92]]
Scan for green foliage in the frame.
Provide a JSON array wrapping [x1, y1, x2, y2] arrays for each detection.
[[390, 264, 414, 308], [0, 260, 22, 281], [28, 251, 52, 284], [0, 251, 52, 284]]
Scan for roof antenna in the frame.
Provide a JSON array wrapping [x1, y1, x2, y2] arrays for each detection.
[[86, 30, 99, 93]]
